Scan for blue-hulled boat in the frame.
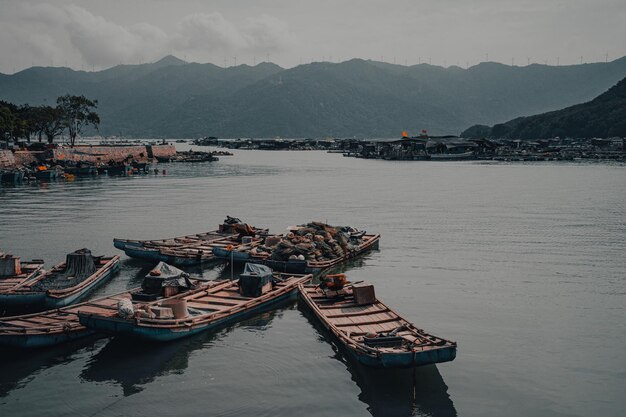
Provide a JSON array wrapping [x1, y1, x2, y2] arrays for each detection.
[[298, 282, 457, 368], [0, 249, 120, 313], [78, 265, 312, 342], [0, 254, 45, 313], [104, 164, 133, 176], [0, 262, 198, 348], [131, 161, 151, 173], [113, 217, 268, 266], [33, 169, 58, 181], [1, 170, 24, 183], [64, 165, 98, 176], [0, 290, 130, 348]]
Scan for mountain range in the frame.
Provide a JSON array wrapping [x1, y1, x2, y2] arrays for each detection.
[[1, 55, 626, 138], [461, 77, 626, 139]]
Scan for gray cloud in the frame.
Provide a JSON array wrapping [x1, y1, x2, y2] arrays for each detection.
[[0, 0, 624, 73], [0, 2, 298, 71]]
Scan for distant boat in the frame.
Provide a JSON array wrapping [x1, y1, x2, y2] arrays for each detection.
[[1, 171, 24, 183], [427, 151, 475, 160], [101, 163, 133, 176], [63, 165, 98, 176], [78, 264, 312, 342], [130, 161, 151, 173], [0, 249, 119, 313], [33, 169, 58, 181], [299, 281, 457, 368]]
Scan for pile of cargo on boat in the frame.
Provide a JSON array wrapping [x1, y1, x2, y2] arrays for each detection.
[[213, 221, 379, 274], [250, 222, 368, 262]]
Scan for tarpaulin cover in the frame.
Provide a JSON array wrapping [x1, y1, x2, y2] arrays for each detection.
[[239, 263, 274, 297], [241, 263, 273, 279], [32, 248, 98, 291], [224, 216, 242, 225], [64, 249, 96, 279], [142, 261, 194, 294]]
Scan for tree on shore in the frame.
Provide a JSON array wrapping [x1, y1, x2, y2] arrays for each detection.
[[0, 95, 100, 146], [57, 94, 100, 147], [0, 104, 16, 145], [36, 106, 65, 143]]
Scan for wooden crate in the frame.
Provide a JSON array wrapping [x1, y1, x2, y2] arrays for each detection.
[[163, 286, 179, 297], [353, 284, 376, 305]]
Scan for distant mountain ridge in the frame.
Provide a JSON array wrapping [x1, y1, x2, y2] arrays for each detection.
[[1, 56, 626, 138], [461, 77, 626, 139]]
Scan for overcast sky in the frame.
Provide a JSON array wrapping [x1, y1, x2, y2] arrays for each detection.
[[1, 0, 625, 73]]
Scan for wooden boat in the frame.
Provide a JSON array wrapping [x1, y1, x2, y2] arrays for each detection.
[[298, 282, 457, 368], [113, 218, 268, 266], [115, 233, 263, 266], [0, 254, 45, 310], [33, 169, 58, 180], [0, 290, 133, 348], [213, 231, 380, 275], [0, 262, 198, 348], [64, 165, 98, 176], [104, 164, 133, 176], [79, 265, 312, 342], [1, 170, 24, 183], [428, 151, 475, 160], [0, 249, 120, 313], [130, 161, 151, 173]]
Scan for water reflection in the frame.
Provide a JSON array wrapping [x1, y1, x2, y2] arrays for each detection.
[[299, 304, 456, 417], [346, 359, 457, 417], [0, 261, 251, 399], [324, 251, 379, 276], [0, 337, 103, 398], [79, 308, 283, 396]]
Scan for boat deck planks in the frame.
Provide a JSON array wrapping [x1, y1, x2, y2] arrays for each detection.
[[114, 224, 270, 265], [298, 284, 457, 368], [0, 261, 45, 292], [79, 274, 312, 341], [0, 288, 143, 343]]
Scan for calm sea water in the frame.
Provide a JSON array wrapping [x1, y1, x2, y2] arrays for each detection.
[[0, 147, 624, 417]]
